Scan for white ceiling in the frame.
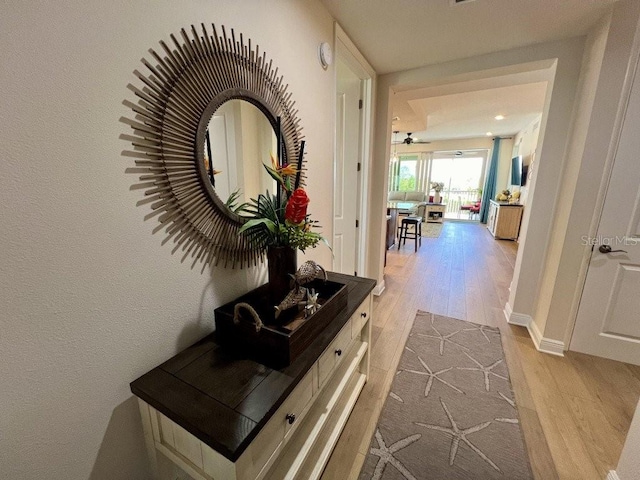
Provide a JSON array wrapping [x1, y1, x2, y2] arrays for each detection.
[[321, 0, 617, 75], [393, 81, 548, 142], [321, 0, 607, 143]]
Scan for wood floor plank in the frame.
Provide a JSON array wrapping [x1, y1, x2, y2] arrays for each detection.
[[321, 366, 386, 478], [501, 329, 538, 412], [322, 222, 639, 480], [513, 336, 601, 480], [370, 293, 418, 371], [542, 353, 592, 400], [518, 406, 560, 480], [567, 352, 635, 433], [562, 393, 625, 478]]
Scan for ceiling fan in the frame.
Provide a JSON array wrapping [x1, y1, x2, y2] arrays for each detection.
[[392, 132, 431, 145]]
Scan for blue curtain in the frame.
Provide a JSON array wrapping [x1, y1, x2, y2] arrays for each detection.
[[480, 137, 501, 224]]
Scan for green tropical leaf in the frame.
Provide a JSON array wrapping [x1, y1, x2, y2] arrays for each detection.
[[239, 218, 276, 234], [225, 189, 251, 214]]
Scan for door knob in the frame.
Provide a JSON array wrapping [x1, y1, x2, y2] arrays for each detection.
[[599, 244, 628, 254]]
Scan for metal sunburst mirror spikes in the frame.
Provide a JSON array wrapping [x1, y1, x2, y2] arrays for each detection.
[[122, 24, 305, 270]]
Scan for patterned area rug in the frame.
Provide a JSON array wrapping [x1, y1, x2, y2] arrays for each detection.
[[359, 311, 532, 480], [421, 223, 443, 238]]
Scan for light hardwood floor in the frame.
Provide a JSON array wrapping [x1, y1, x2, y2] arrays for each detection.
[[322, 221, 640, 480]]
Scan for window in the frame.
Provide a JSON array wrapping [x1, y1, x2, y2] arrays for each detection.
[[389, 154, 422, 191], [398, 158, 417, 190], [430, 151, 487, 218], [388, 149, 488, 220]]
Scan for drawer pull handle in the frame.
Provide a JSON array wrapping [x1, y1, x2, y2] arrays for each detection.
[[335, 349, 342, 356], [360, 312, 367, 318], [285, 413, 296, 425]]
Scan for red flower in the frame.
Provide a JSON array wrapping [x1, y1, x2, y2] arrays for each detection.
[[285, 188, 310, 224]]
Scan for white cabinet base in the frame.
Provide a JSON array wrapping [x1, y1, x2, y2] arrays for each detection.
[[487, 200, 523, 240], [137, 293, 373, 480]]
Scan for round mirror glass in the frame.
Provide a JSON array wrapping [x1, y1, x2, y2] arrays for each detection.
[[202, 99, 278, 217]]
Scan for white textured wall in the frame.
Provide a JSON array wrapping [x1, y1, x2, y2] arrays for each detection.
[[0, 1, 335, 478], [542, 0, 640, 344], [497, 138, 516, 195], [530, 8, 613, 340]]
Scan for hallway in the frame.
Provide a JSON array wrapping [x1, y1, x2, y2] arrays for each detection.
[[323, 222, 640, 480]]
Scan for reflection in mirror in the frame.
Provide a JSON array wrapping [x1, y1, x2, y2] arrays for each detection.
[[204, 100, 277, 215]]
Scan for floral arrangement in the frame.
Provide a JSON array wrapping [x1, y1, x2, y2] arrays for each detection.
[[431, 181, 445, 193], [239, 152, 327, 253], [496, 189, 511, 201]]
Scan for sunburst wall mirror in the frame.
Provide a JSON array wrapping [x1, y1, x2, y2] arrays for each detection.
[[122, 24, 305, 269]]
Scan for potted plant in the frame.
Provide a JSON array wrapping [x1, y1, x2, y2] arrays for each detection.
[[431, 181, 445, 204], [239, 153, 327, 301]]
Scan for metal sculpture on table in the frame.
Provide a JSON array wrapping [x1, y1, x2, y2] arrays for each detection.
[[274, 261, 327, 318]]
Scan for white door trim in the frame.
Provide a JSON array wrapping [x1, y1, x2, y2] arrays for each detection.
[[334, 23, 376, 278]]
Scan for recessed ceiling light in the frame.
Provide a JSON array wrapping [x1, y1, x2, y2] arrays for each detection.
[[495, 115, 505, 120], [486, 132, 493, 136]]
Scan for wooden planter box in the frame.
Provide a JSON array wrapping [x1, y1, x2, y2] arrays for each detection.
[[214, 279, 348, 368]]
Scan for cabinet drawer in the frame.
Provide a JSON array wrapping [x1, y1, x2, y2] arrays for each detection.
[[351, 296, 371, 338], [250, 368, 314, 471], [318, 319, 352, 388]]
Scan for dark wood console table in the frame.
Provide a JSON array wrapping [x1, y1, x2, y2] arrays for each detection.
[[131, 272, 375, 480]]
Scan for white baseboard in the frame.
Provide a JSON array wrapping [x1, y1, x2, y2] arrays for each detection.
[[538, 337, 566, 356], [504, 303, 565, 357], [528, 317, 565, 357], [504, 302, 531, 327], [607, 470, 620, 480], [527, 319, 543, 348], [373, 280, 385, 296]]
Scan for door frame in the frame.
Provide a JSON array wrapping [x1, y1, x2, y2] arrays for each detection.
[[334, 23, 375, 277]]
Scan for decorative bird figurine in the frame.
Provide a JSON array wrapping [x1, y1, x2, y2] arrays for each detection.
[[274, 286, 308, 319], [294, 260, 327, 285], [274, 261, 328, 319]]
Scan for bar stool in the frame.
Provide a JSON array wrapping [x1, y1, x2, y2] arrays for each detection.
[[398, 216, 422, 252]]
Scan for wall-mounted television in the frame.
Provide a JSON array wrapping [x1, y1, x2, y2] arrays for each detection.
[[511, 155, 523, 186]]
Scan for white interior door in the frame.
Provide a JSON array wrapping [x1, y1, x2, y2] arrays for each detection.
[[570, 50, 640, 365], [334, 57, 361, 275]]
